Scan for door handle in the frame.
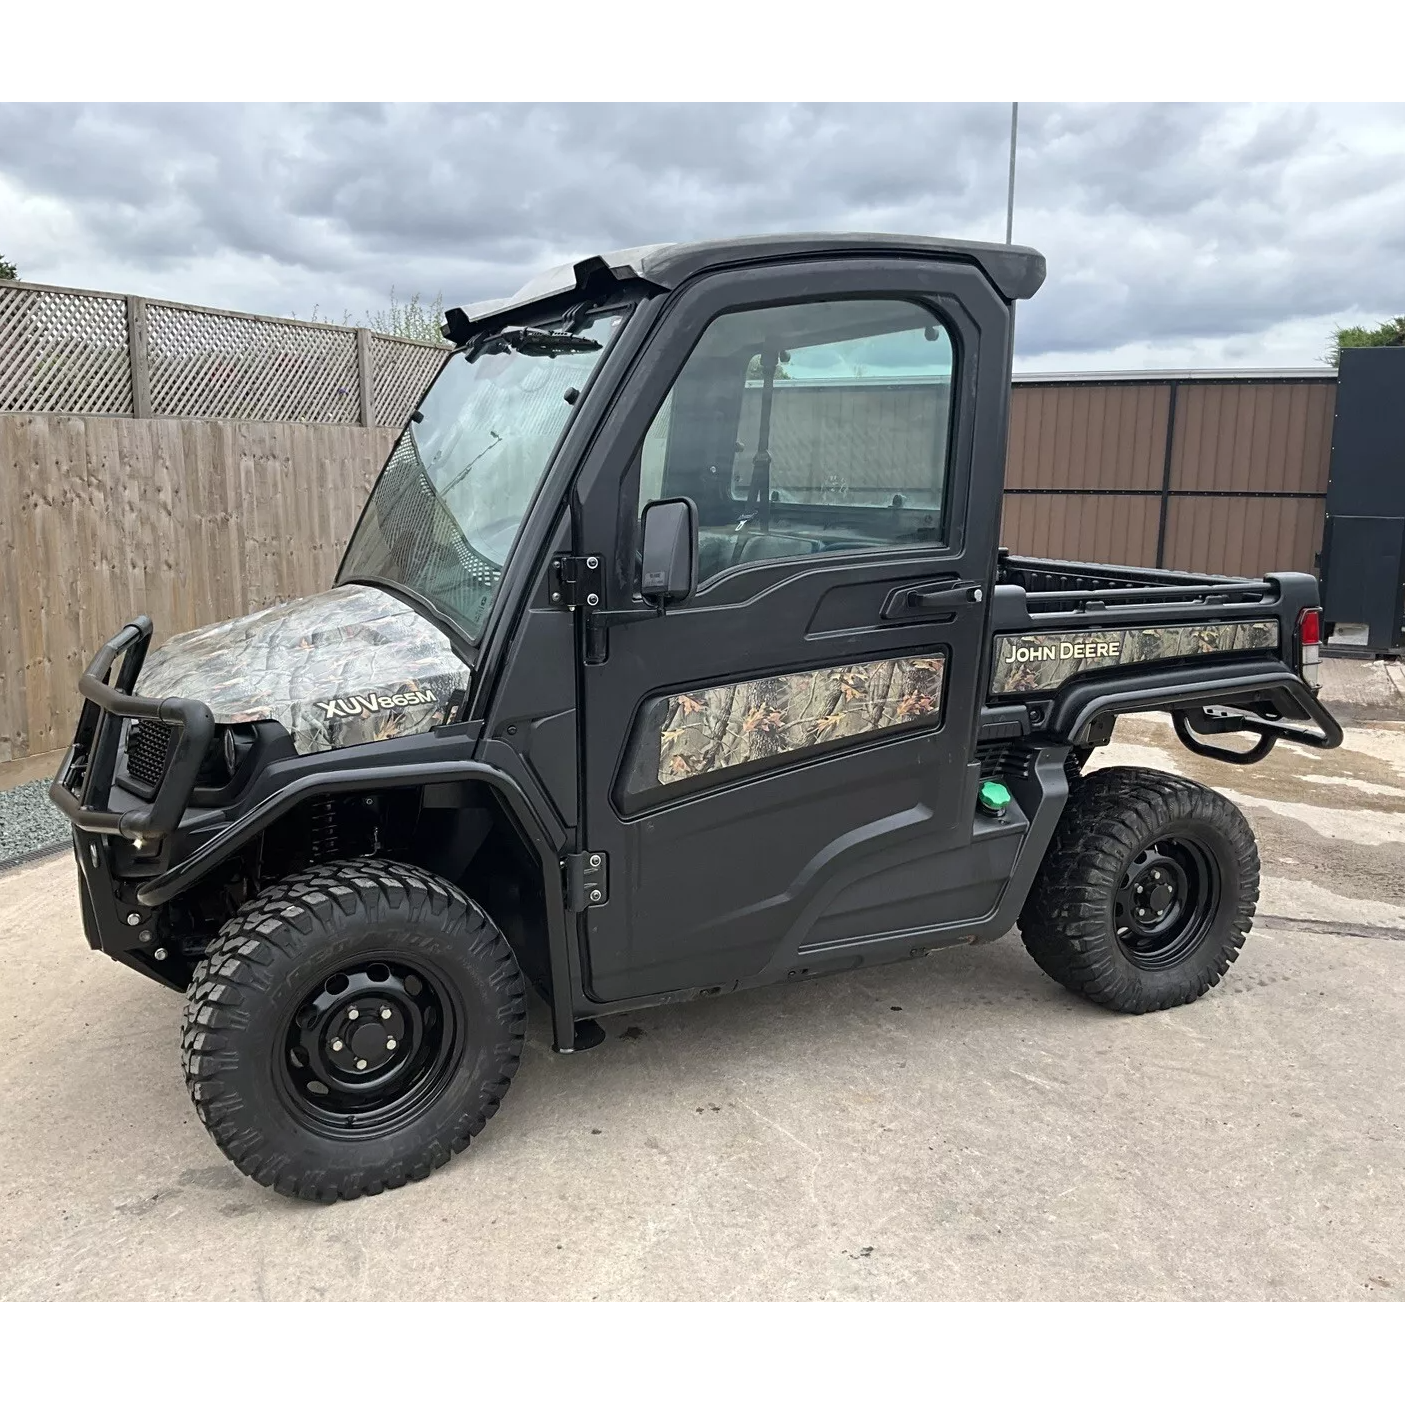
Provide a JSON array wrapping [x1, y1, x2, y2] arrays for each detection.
[[881, 580, 985, 620]]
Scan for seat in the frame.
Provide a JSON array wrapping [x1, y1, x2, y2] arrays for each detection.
[[696, 529, 737, 581], [733, 530, 824, 564], [694, 526, 825, 584]]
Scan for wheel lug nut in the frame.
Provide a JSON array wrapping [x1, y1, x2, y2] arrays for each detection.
[[331, 1039, 344, 1052], [380, 1006, 392, 1020], [386, 1038, 397, 1050], [347, 1008, 359, 1020], [356, 1058, 367, 1070]]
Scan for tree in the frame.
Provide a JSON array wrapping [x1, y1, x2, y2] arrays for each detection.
[[1325, 316, 1405, 367], [0, 254, 17, 281], [364, 289, 449, 344]]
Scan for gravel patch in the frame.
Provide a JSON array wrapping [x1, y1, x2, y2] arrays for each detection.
[[0, 779, 72, 865]]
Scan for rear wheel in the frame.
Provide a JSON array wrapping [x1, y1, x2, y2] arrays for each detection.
[[1019, 766, 1258, 1013], [181, 858, 526, 1201]]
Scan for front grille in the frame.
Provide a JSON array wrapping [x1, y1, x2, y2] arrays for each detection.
[[125, 719, 175, 791]]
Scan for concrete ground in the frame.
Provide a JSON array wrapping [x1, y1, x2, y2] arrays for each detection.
[[2, 703, 1404, 1300]]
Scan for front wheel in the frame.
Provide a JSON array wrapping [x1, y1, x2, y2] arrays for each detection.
[[1019, 766, 1259, 1014], [181, 859, 526, 1201]]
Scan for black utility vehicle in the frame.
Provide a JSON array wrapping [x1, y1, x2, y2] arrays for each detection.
[[52, 234, 1342, 1200]]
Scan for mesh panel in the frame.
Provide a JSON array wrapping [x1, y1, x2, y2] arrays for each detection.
[[371, 334, 449, 429], [147, 303, 360, 422], [0, 284, 132, 414], [125, 719, 174, 791], [339, 434, 502, 633]]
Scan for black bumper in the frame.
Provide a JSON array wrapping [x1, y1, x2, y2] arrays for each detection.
[[49, 617, 214, 840], [50, 617, 214, 990]]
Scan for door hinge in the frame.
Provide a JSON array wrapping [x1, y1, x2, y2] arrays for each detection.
[[551, 554, 604, 611], [563, 851, 609, 911]]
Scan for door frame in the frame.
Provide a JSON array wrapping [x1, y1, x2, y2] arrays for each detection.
[[554, 255, 1018, 1010]]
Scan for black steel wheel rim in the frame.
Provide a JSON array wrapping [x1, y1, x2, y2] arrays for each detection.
[[1113, 836, 1220, 970], [277, 953, 465, 1140]]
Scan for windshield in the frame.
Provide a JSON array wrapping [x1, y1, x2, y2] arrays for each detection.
[[338, 309, 624, 640]]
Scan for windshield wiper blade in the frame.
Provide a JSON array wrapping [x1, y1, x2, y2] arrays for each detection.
[[470, 327, 603, 360]]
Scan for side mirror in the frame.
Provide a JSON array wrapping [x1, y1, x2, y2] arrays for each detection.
[[640, 496, 698, 605]]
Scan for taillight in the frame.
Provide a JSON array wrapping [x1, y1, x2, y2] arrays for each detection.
[[1297, 608, 1321, 689]]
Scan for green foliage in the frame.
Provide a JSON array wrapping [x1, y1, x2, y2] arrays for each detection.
[[1325, 316, 1405, 367], [295, 289, 450, 345], [364, 289, 449, 345], [0, 254, 17, 281], [745, 352, 791, 381]]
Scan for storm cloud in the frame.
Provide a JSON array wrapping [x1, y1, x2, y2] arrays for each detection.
[[2, 102, 1402, 369]]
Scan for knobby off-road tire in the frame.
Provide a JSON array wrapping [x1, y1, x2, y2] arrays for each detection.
[[181, 859, 526, 1202], [1019, 766, 1259, 1014]]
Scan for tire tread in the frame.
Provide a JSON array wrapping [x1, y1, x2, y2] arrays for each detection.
[[181, 858, 526, 1203], [1019, 766, 1259, 1014]]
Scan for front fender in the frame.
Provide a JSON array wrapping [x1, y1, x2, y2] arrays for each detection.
[[134, 757, 582, 1055]]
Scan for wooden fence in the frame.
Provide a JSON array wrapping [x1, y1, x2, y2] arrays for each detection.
[[0, 414, 395, 763], [0, 279, 448, 427]]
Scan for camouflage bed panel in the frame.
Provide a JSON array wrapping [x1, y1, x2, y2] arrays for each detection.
[[989, 619, 1281, 695]]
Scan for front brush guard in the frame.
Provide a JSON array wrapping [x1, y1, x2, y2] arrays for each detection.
[[49, 617, 215, 839]]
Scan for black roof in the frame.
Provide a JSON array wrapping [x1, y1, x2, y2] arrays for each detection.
[[443, 232, 1045, 342], [641, 233, 1045, 301]]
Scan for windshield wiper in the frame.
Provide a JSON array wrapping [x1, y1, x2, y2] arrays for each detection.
[[469, 327, 603, 361]]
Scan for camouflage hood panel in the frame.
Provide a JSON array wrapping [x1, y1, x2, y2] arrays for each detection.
[[990, 619, 1280, 695], [136, 584, 472, 754]]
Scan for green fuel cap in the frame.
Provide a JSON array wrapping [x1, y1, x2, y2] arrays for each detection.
[[978, 780, 1012, 816]]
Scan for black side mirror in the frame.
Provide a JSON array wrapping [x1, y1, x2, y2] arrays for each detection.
[[640, 497, 698, 605]]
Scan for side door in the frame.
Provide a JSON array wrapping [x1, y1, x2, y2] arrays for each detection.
[[572, 258, 1012, 1004]]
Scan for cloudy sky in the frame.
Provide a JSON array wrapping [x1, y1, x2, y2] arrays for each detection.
[[2, 102, 1402, 372]]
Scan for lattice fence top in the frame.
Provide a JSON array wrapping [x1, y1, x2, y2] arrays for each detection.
[[0, 282, 133, 415], [0, 279, 448, 426], [372, 333, 450, 430], [147, 302, 361, 423]]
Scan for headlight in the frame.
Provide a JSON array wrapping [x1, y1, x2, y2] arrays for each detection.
[[200, 724, 255, 788]]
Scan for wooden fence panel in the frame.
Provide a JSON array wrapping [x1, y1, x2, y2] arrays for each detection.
[[0, 414, 394, 763], [0, 279, 446, 428]]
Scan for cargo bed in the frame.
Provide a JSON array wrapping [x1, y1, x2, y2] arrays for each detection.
[[986, 550, 1341, 761], [997, 551, 1273, 615]]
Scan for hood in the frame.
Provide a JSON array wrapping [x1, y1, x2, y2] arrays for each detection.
[[136, 584, 472, 755]]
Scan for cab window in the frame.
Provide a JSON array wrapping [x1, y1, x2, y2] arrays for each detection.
[[636, 298, 955, 587]]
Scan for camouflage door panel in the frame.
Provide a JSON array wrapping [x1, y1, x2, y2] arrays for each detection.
[[989, 619, 1281, 695], [621, 653, 947, 799]]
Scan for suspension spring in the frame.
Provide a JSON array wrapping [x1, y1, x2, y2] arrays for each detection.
[[310, 795, 340, 862]]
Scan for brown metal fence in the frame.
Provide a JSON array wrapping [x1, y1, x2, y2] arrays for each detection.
[[1003, 371, 1337, 578]]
